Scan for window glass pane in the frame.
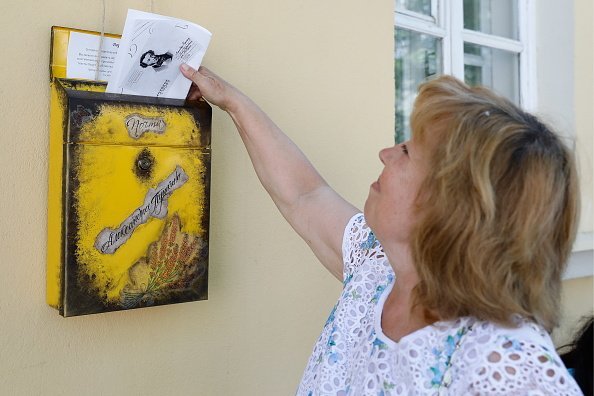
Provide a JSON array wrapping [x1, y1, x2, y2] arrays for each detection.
[[463, 0, 519, 39], [396, 0, 432, 16], [395, 28, 442, 143], [464, 43, 520, 104]]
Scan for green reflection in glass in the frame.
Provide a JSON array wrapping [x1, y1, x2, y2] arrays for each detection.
[[463, 0, 519, 40], [395, 27, 442, 143], [396, 0, 432, 15], [463, 42, 520, 104]]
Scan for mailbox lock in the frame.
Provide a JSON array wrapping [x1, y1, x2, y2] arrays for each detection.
[[134, 148, 155, 181], [137, 157, 152, 171]]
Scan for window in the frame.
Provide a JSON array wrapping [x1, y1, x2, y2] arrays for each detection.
[[394, 0, 533, 142]]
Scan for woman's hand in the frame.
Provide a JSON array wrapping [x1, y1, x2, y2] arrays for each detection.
[[180, 64, 240, 112]]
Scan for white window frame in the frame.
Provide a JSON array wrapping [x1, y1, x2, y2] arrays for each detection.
[[395, 0, 536, 110]]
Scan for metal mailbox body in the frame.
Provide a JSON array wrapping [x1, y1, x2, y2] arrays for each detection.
[[47, 78, 212, 316]]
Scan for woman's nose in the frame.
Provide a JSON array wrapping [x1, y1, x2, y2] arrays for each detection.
[[378, 146, 395, 164]]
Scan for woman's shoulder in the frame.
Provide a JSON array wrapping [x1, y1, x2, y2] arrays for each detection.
[[341, 213, 389, 280], [342, 213, 370, 247], [454, 316, 582, 394], [464, 317, 557, 369], [468, 315, 551, 344]]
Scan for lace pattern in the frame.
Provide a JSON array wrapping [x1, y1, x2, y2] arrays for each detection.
[[296, 214, 582, 395]]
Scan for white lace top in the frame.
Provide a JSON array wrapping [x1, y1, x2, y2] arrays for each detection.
[[297, 214, 582, 395]]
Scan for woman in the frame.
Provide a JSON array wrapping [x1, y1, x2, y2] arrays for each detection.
[[180, 64, 583, 395]]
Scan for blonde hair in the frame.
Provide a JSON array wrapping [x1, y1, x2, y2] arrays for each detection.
[[409, 76, 579, 331]]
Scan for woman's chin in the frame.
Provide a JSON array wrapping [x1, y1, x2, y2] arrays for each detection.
[[363, 199, 370, 219], [362, 201, 374, 229]]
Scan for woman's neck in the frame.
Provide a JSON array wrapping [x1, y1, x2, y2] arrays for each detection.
[[381, 243, 436, 342]]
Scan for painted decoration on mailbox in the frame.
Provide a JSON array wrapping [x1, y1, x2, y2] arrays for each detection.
[[69, 141, 210, 316]]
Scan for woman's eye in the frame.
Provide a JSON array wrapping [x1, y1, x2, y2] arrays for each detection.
[[401, 144, 409, 155]]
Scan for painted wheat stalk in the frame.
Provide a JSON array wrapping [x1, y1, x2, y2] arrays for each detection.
[[120, 214, 204, 308]]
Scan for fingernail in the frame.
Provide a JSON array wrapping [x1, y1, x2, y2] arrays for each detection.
[[180, 64, 191, 72]]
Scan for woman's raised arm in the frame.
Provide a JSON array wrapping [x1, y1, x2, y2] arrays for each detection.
[[181, 65, 358, 280]]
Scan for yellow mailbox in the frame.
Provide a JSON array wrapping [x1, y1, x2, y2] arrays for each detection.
[[47, 27, 211, 316]]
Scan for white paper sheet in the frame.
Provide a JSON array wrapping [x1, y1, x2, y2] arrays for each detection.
[[106, 10, 212, 99], [66, 32, 121, 81]]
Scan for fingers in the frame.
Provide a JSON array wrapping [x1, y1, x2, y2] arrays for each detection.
[[181, 65, 207, 101], [181, 64, 213, 99], [187, 83, 203, 101], [180, 63, 199, 81], [181, 63, 215, 82]]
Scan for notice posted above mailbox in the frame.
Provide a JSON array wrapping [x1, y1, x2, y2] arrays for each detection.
[[106, 9, 212, 99], [66, 32, 120, 81]]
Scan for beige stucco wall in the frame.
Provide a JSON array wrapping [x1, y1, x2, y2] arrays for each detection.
[[553, 276, 594, 346], [0, 0, 591, 394], [0, 0, 393, 394]]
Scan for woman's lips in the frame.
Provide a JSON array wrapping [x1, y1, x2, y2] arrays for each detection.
[[371, 180, 379, 191]]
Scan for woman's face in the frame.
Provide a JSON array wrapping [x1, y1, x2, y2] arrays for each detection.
[[363, 137, 430, 246]]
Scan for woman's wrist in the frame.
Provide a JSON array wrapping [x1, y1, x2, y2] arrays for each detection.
[[224, 89, 252, 117]]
